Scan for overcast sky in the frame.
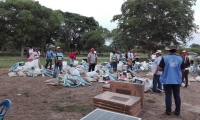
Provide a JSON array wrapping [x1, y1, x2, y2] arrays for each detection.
[[36, 0, 200, 46]]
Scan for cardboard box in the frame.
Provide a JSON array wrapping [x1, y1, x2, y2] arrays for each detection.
[[109, 81, 144, 108], [93, 91, 141, 110]]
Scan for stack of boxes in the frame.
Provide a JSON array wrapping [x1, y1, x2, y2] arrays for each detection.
[[94, 81, 144, 116]]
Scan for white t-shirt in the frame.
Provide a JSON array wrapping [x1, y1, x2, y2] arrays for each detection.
[[34, 51, 40, 59], [110, 52, 113, 62], [29, 49, 34, 59], [151, 54, 156, 60], [88, 52, 97, 63], [152, 56, 162, 75]]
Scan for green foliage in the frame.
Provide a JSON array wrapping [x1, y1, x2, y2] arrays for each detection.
[[190, 43, 200, 48], [112, 0, 199, 53]]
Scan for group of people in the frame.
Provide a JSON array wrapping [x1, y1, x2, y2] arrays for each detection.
[[151, 45, 196, 117], [28, 46, 98, 79], [109, 50, 140, 71]]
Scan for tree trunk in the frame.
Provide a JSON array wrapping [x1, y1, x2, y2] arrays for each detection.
[[20, 44, 24, 57]]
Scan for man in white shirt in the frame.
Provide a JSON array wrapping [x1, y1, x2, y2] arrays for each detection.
[[152, 50, 162, 93], [28, 46, 34, 61], [127, 50, 133, 70], [151, 53, 156, 62]]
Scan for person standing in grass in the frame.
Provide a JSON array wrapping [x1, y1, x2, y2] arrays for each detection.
[[158, 45, 185, 117], [88, 48, 97, 72], [53, 46, 64, 78], [45, 47, 54, 69]]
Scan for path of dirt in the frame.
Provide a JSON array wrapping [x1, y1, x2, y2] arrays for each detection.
[[1, 69, 200, 120]]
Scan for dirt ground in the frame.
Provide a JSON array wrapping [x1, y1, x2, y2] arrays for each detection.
[[1, 68, 200, 120]]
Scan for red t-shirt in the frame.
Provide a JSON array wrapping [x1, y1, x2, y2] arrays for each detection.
[[69, 52, 76, 59]]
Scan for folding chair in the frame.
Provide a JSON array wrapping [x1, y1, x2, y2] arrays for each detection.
[[0, 99, 12, 120]]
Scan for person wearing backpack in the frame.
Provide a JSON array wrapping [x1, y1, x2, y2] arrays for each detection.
[[53, 46, 64, 78], [88, 48, 97, 72]]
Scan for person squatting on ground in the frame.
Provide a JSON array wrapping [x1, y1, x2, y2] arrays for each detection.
[[45, 47, 54, 69], [88, 48, 97, 72], [152, 50, 162, 93], [182, 50, 190, 88], [111, 51, 118, 72], [69, 51, 77, 67], [53, 46, 64, 78], [158, 45, 185, 117]]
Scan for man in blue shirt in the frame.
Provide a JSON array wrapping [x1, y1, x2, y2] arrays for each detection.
[[158, 45, 185, 117], [53, 46, 64, 78], [45, 47, 54, 69]]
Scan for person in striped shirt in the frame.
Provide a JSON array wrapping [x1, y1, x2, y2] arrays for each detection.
[[53, 46, 64, 78]]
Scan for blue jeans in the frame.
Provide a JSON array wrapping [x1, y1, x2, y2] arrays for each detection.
[[69, 58, 74, 67], [164, 84, 181, 116], [53, 63, 63, 78], [193, 63, 198, 72], [152, 75, 162, 92]]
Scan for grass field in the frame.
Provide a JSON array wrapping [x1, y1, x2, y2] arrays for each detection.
[[0, 51, 149, 68]]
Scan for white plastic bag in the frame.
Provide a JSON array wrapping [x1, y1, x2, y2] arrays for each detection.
[[86, 71, 98, 77], [8, 72, 18, 77], [195, 76, 200, 81], [73, 60, 79, 66], [62, 61, 68, 70]]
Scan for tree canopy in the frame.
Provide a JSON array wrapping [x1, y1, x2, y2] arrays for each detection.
[[112, 0, 199, 53]]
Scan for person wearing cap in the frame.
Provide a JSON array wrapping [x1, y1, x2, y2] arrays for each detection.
[[45, 47, 54, 69], [88, 48, 97, 72], [151, 50, 162, 93], [69, 51, 77, 67], [53, 46, 64, 78], [181, 50, 190, 87], [158, 45, 185, 117]]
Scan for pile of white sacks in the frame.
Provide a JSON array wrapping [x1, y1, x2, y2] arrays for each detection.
[[8, 60, 167, 90]]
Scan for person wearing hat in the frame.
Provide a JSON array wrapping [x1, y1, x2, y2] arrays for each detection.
[[69, 51, 77, 67], [158, 45, 185, 117], [88, 48, 97, 72], [53, 46, 64, 78], [151, 50, 162, 93], [45, 47, 54, 69], [181, 50, 190, 87]]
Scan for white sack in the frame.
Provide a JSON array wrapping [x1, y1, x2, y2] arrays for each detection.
[[8, 72, 18, 77], [62, 61, 68, 70], [86, 71, 98, 77]]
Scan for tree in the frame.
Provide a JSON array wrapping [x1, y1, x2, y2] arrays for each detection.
[[59, 11, 98, 52], [80, 30, 105, 52], [112, 0, 199, 55], [190, 43, 200, 48]]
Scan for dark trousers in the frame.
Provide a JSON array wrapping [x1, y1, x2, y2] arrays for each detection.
[[135, 58, 139, 62], [88, 63, 96, 72], [164, 84, 181, 116], [152, 75, 161, 92], [112, 62, 117, 72], [45, 59, 52, 69], [182, 70, 189, 87]]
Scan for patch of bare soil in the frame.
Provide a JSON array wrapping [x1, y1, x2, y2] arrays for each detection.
[[1, 68, 200, 120]]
